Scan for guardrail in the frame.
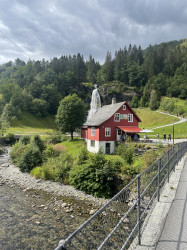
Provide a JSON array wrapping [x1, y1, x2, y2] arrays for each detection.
[[55, 142, 187, 250]]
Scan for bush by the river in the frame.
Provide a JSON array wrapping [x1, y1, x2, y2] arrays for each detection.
[[10, 135, 170, 198], [10, 135, 45, 172], [69, 151, 119, 198], [3, 133, 16, 145], [116, 143, 135, 165]]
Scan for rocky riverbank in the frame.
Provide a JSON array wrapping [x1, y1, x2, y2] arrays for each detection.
[[0, 147, 107, 249], [0, 147, 106, 207]]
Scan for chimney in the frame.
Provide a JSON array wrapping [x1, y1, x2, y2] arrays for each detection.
[[112, 97, 116, 104]]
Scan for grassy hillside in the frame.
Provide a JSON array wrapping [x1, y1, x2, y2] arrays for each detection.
[[134, 108, 180, 129], [135, 107, 187, 139], [146, 121, 187, 139], [8, 112, 56, 135]]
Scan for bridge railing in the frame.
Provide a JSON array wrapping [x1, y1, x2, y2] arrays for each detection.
[[55, 142, 187, 250]]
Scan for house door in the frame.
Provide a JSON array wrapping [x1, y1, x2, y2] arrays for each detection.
[[105, 143, 110, 154]]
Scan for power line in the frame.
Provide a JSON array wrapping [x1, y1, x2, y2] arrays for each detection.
[[0, 30, 30, 60]]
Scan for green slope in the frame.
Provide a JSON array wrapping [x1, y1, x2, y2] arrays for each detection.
[[8, 112, 56, 135]]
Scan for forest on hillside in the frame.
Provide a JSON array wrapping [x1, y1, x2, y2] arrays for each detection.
[[0, 39, 186, 127]]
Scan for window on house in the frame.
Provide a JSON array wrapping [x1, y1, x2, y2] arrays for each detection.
[[128, 114, 133, 122], [114, 113, 120, 122], [105, 127, 111, 137], [91, 140, 95, 147], [91, 127, 95, 136], [123, 105, 126, 110]]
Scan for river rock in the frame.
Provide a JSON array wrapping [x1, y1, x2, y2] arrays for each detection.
[[89, 209, 97, 215], [65, 208, 73, 213]]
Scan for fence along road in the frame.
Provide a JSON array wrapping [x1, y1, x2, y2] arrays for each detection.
[[55, 142, 187, 250]]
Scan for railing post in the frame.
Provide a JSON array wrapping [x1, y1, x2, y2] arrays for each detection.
[[137, 175, 141, 245], [167, 150, 170, 182], [173, 146, 175, 172], [158, 158, 161, 202]]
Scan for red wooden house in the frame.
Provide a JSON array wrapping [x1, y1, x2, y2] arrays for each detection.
[[81, 98, 142, 154]]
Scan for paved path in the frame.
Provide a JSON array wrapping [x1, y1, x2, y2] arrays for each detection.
[[134, 156, 187, 250], [156, 157, 187, 250]]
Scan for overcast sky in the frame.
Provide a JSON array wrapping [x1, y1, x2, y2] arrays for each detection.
[[0, 0, 186, 64]]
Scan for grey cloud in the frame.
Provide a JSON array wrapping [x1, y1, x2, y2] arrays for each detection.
[[0, 0, 186, 64]]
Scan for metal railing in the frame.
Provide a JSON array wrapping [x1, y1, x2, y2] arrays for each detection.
[[55, 142, 187, 250]]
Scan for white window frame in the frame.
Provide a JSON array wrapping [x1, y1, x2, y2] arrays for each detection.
[[91, 140, 95, 147], [105, 127, 111, 137], [91, 127, 95, 136], [128, 114, 133, 122], [123, 105, 126, 110], [114, 113, 120, 122]]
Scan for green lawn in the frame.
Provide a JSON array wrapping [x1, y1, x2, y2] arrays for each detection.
[[60, 138, 87, 157], [8, 112, 56, 135], [147, 121, 187, 139], [135, 108, 180, 129]]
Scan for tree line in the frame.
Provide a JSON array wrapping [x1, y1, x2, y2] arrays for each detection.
[[0, 39, 186, 127]]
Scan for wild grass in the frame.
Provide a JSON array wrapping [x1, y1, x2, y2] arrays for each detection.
[[60, 138, 87, 157], [8, 112, 56, 135]]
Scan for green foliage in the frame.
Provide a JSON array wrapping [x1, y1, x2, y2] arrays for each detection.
[[41, 152, 73, 184], [30, 98, 49, 117], [116, 143, 135, 165], [56, 94, 86, 139], [47, 131, 68, 144], [160, 97, 186, 115], [17, 144, 42, 172], [10, 141, 27, 165], [149, 89, 160, 110], [4, 133, 16, 145], [69, 152, 117, 198], [76, 147, 89, 165], [42, 145, 58, 160], [31, 135, 45, 152], [30, 167, 45, 179], [20, 135, 30, 145]]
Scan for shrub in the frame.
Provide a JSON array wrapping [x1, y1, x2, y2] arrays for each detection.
[[20, 135, 30, 145], [47, 132, 68, 144], [109, 158, 124, 173], [54, 152, 73, 184], [42, 145, 57, 160], [76, 147, 89, 165], [69, 152, 117, 198], [31, 135, 45, 152], [116, 143, 135, 165], [4, 133, 16, 145], [17, 144, 42, 172], [30, 167, 45, 179], [10, 141, 27, 165], [141, 149, 158, 171], [41, 152, 73, 183]]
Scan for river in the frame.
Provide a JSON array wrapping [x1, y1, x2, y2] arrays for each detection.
[[0, 148, 101, 250]]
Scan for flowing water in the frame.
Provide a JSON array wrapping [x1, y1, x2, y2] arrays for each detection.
[[0, 149, 98, 250], [87, 87, 101, 121]]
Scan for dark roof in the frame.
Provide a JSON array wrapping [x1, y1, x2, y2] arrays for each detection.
[[84, 101, 141, 126], [84, 101, 125, 126]]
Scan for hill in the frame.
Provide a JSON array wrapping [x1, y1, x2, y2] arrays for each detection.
[[0, 38, 186, 131], [8, 112, 56, 135]]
